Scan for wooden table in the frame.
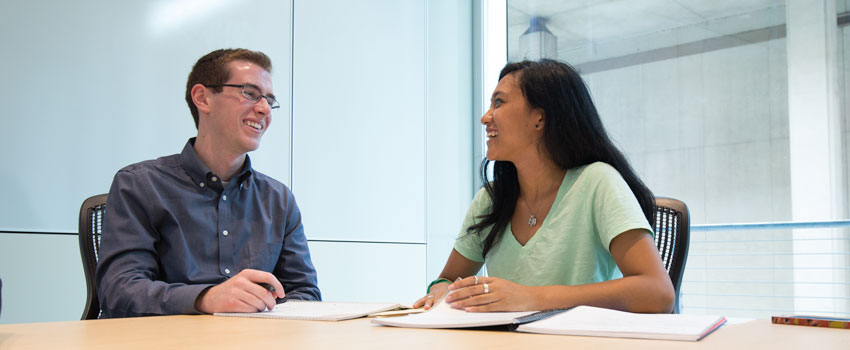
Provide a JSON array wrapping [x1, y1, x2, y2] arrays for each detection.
[[0, 316, 847, 349]]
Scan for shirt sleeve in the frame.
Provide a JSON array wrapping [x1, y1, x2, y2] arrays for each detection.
[[587, 163, 654, 253], [96, 169, 213, 318], [453, 188, 491, 263], [274, 188, 321, 301]]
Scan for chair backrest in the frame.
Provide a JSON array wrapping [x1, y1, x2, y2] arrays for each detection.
[[653, 197, 690, 314], [79, 194, 107, 320]]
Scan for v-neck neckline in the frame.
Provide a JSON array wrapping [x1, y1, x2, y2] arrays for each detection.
[[506, 170, 572, 251]]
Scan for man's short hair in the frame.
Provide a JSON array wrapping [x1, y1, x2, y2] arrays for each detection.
[[185, 49, 273, 128]]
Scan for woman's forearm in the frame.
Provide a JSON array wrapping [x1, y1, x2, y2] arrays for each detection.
[[532, 274, 675, 313]]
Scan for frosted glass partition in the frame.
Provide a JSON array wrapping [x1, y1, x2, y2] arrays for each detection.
[[0, 0, 293, 233], [292, 0, 426, 243]]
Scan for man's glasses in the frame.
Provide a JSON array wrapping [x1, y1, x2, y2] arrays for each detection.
[[205, 84, 280, 109]]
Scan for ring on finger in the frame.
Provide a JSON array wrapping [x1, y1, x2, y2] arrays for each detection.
[[483, 283, 489, 294], [426, 295, 434, 299], [474, 276, 479, 285]]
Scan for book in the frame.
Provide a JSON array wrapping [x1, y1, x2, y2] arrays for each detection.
[[772, 315, 850, 329], [368, 308, 426, 318], [214, 300, 401, 321], [371, 292, 563, 328], [516, 305, 726, 341]]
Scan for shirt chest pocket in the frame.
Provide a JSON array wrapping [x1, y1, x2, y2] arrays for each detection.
[[247, 242, 284, 272]]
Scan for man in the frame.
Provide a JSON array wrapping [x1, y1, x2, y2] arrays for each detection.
[[96, 49, 320, 318]]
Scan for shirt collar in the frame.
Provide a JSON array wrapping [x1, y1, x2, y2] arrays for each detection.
[[180, 138, 254, 190]]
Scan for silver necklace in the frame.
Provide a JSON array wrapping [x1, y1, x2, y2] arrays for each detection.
[[520, 182, 558, 227]]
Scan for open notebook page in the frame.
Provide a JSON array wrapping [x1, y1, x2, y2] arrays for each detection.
[[372, 289, 535, 328], [516, 305, 726, 341]]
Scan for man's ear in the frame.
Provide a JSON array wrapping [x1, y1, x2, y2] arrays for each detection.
[[191, 84, 212, 115]]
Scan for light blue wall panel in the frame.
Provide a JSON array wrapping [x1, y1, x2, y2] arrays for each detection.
[[0, 233, 84, 324], [308, 241, 425, 304], [0, 0, 476, 323], [0, 0, 293, 233], [425, 0, 475, 280], [0, 235, 426, 324], [292, 0, 427, 243]]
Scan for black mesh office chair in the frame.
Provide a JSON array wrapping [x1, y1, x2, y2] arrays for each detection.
[[79, 194, 107, 320], [653, 197, 690, 314]]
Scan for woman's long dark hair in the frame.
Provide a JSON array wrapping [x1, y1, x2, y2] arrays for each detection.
[[469, 59, 655, 258]]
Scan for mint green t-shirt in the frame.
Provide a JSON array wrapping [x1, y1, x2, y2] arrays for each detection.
[[454, 162, 653, 286]]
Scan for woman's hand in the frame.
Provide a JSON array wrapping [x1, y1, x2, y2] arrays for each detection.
[[412, 282, 451, 310], [444, 276, 538, 312], [413, 249, 485, 310]]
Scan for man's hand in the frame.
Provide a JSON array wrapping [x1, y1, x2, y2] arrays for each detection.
[[195, 269, 285, 314]]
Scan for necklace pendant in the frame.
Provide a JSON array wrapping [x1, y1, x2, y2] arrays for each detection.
[[528, 214, 537, 227]]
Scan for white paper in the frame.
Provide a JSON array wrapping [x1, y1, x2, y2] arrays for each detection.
[[372, 289, 535, 328], [516, 306, 726, 341], [215, 301, 400, 321]]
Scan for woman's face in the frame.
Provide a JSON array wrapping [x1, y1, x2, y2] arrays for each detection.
[[480, 73, 543, 162]]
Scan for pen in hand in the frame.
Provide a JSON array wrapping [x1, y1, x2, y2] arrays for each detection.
[[256, 283, 286, 310], [257, 282, 276, 293], [258, 282, 288, 304]]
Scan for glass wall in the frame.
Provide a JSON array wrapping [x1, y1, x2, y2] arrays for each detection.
[[505, 0, 849, 318]]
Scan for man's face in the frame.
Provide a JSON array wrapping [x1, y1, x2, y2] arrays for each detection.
[[204, 60, 274, 154]]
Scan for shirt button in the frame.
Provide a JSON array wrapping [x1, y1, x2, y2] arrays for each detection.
[[222, 230, 229, 236], [199, 182, 205, 187], [223, 195, 227, 201], [211, 176, 219, 182], [224, 268, 231, 274]]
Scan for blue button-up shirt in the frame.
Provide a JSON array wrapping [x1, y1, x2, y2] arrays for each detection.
[[96, 138, 320, 318]]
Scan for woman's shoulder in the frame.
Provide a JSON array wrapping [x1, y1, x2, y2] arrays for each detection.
[[472, 186, 489, 200], [462, 186, 494, 216], [470, 186, 492, 206], [582, 161, 618, 174], [569, 162, 634, 199], [572, 161, 621, 183]]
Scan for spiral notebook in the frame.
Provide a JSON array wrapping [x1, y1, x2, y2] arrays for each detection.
[[214, 300, 401, 321]]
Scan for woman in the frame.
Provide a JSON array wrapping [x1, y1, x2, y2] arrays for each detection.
[[413, 60, 674, 313]]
